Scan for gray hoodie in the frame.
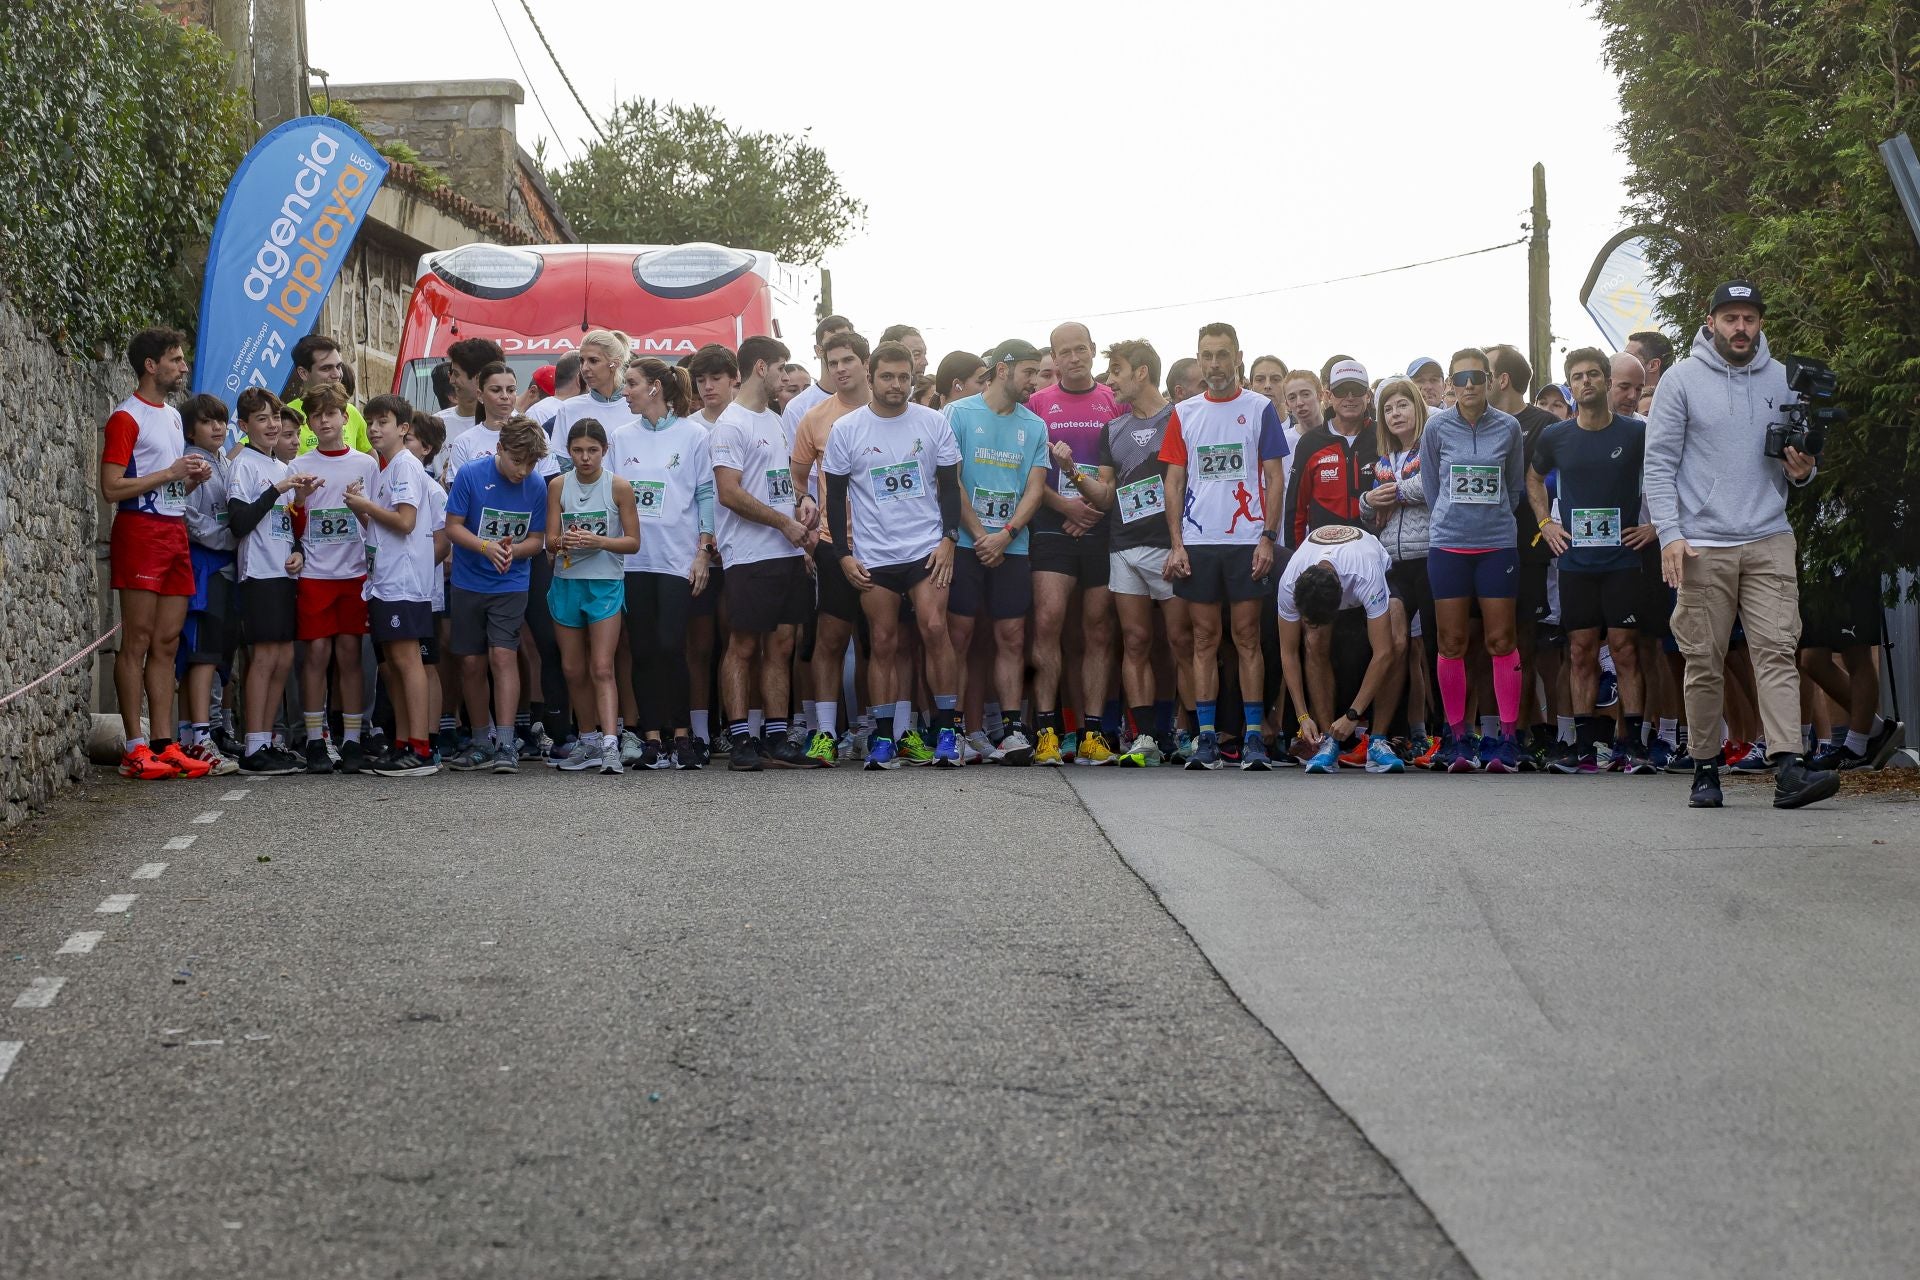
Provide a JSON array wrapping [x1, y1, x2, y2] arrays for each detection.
[[1643, 327, 1810, 548], [1417, 404, 1524, 552]]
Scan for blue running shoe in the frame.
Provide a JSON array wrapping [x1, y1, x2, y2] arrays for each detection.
[[933, 727, 961, 767], [1646, 737, 1673, 771], [1485, 732, 1520, 774], [1476, 733, 1502, 771], [1304, 737, 1340, 773], [1239, 731, 1273, 771], [1365, 735, 1406, 773], [1732, 741, 1773, 772], [864, 737, 901, 771], [1184, 729, 1222, 770], [1597, 669, 1619, 708], [1445, 737, 1480, 773]]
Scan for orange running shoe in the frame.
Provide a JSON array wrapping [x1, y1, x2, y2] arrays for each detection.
[[1338, 732, 1371, 768], [1412, 735, 1444, 770], [154, 741, 214, 779], [119, 744, 178, 780]]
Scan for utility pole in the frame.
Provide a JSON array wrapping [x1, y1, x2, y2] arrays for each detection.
[[212, 0, 251, 101], [251, 0, 309, 133], [1528, 163, 1551, 388]]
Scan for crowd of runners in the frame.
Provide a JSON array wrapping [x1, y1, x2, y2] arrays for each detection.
[[100, 284, 1894, 807]]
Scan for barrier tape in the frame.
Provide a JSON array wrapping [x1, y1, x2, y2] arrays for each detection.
[[0, 624, 121, 708]]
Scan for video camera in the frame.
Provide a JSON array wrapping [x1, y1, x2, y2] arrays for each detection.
[[1764, 355, 1845, 460]]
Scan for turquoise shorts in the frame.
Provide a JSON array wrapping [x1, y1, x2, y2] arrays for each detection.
[[547, 576, 624, 628]]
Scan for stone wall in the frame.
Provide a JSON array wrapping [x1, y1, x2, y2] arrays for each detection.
[[334, 81, 528, 226], [0, 295, 125, 827]]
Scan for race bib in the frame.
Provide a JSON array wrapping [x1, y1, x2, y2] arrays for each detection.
[[562, 508, 610, 538], [630, 479, 665, 520], [1569, 506, 1622, 548], [765, 467, 795, 504], [307, 506, 359, 544], [971, 486, 1016, 529], [265, 506, 293, 542], [214, 502, 230, 528], [1116, 475, 1166, 524], [1194, 443, 1246, 483], [1056, 462, 1099, 496], [1449, 465, 1502, 505], [871, 459, 922, 503], [156, 478, 189, 517], [477, 506, 531, 541]]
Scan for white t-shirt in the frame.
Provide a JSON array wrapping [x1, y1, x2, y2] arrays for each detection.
[[527, 395, 563, 429], [822, 403, 960, 568], [711, 403, 802, 567], [364, 450, 436, 604], [780, 380, 830, 440], [1158, 390, 1289, 546], [1275, 526, 1393, 623], [547, 392, 638, 462], [436, 405, 476, 467], [440, 422, 501, 488], [229, 448, 295, 582], [610, 417, 711, 577], [422, 475, 449, 612], [289, 448, 379, 581]]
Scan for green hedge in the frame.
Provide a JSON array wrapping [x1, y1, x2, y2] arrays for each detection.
[[0, 1, 251, 354]]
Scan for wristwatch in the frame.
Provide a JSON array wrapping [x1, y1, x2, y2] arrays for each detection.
[[1259, 529, 1278, 542], [1344, 707, 1362, 722]]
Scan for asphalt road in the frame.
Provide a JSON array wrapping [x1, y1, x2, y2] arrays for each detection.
[[1070, 767, 1920, 1280], [0, 765, 1469, 1280]]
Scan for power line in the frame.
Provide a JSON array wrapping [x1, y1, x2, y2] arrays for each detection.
[[1014, 237, 1530, 326], [486, 0, 571, 164], [515, 0, 608, 143]]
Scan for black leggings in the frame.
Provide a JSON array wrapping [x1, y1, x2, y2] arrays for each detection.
[[625, 571, 692, 734]]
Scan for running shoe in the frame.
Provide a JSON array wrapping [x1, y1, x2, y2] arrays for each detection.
[[1732, 741, 1773, 772], [764, 736, 810, 769], [1689, 763, 1723, 808], [1218, 736, 1241, 765], [1484, 733, 1520, 774], [1549, 745, 1587, 775], [963, 730, 992, 765], [372, 749, 439, 778], [1117, 733, 1164, 768], [304, 739, 334, 775], [1366, 736, 1407, 774], [119, 744, 178, 780], [600, 739, 624, 775], [619, 730, 646, 768], [522, 725, 554, 760], [1337, 733, 1370, 769], [672, 735, 704, 770], [864, 737, 900, 770], [728, 736, 763, 772], [1663, 743, 1695, 774], [491, 745, 518, 774], [693, 737, 713, 767], [1645, 738, 1674, 772], [238, 746, 300, 776], [1304, 737, 1340, 774], [1865, 717, 1907, 769], [992, 726, 1034, 767], [1617, 740, 1657, 775], [1720, 738, 1750, 767], [1184, 729, 1222, 771], [1412, 735, 1444, 770], [1519, 730, 1550, 773], [1772, 756, 1840, 809], [1075, 729, 1118, 766], [1172, 730, 1196, 763], [547, 734, 577, 766], [933, 727, 962, 767], [1597, 670, 1619, 708], [1806, 742, 1864, 772], [336, 738, 370, 775], [213, 727, 245, 761], [449, 742, 496, 771], [1444, 736, 1480, 773], [152, 741, 212, 779], [185, 740, 238, 777], [1240, 731, 1273, 771], [643, 739, 673, 770], [325, 738, 341, 767], [836, 730, 867, 764], [1060, 731, 1079, 763], [1033, 727, 1064, 767], [1594, 739, 1616, 771], [557, 737, 601, 771], [805, 730, 839, 767], [898, 729, 936, 766]]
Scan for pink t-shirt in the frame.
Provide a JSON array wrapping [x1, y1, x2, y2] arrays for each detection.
[[1027, 381, 1120, 535]]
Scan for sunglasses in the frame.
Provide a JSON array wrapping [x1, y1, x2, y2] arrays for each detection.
[[1450, 370, 1489, 387]]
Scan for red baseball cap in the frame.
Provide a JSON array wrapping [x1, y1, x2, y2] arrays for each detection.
[[532, 364, 557, 396]]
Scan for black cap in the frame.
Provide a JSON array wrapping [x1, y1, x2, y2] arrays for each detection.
[[988, 338, 1043, 367], [1709, 279, 1764, 315]]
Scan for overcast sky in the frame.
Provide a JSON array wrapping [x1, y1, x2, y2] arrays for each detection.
[[309, 0, 1638, 386]]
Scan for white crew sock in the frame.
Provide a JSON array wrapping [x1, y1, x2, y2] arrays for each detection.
[[984, 702, 1004, 735], [747, 710, 763, 738], [1557, 715, 1576, 744], [1658, 717, 1678, 747], [895, 700, 913, 736], [1845, 728, 1869, 755], [817, 702, 838, 737], [691, 710, 710, 741]]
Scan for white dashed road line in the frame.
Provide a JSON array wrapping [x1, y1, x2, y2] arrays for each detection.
[[13, 978, 65, 1010], [163, 835, 197, 851], [220, 789, 249, 800], [191, 811, 222, 825], [95, 894, 137, 914], [0, 1042, 20, 1084], [131, 863, 168, 880], [55, 932, 103, 956]]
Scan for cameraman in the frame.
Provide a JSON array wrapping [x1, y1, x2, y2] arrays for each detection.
[[1643, 280, 1838, 810]]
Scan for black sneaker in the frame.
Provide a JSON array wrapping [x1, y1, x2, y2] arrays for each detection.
[[728, 735, 762, 772], [305, 739, 334, 775], [673, 734, 704, 770], [641, 739, 670, 770], [337, 738, 369, 775], [363, 731, 391, 762], [372, 749, 440, 778], [1773, 755, 1840, 810], [213, 727, 245, 760], [239, 747, 299, 776], [1688, 762, 1723, 808], [1865, 718, 1907, 770], [764, 736, 809, 769], [694, 737, 713, 767]]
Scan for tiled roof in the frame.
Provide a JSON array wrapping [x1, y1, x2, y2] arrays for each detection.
[[384, 163, 537, 246]]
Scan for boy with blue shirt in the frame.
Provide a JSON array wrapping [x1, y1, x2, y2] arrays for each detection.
[[443, 416, 549, 773]]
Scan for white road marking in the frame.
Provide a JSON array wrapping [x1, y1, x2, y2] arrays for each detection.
[[131, 863, 168, 880], [13, 977, 65, 1009], [55, 932, 103, 956], [187, 1039, 224, 1047], [163, 835, 197, 851], [221, 789, 249, 800], [191, 811, 222, 825], [95, 894, 137, 914], [0, 1042, 20, 1084]]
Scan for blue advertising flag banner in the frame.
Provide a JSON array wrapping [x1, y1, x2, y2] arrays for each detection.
[[1578, 227, 1670, 351], [191, 115, 389, 401]]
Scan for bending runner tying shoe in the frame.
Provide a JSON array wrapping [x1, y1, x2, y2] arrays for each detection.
[[1277, 527, 1406, 774], [823, 342, 966, 769], [1420, 348, 1528, 773]]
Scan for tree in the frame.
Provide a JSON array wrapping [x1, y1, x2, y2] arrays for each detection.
[[1593, 0, 1920, 583], [544, 99, 865, 265]]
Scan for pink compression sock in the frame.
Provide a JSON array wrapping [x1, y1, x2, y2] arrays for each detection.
[[1438, 655, 1468, 728], [1492, 649, 1523, 732]]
